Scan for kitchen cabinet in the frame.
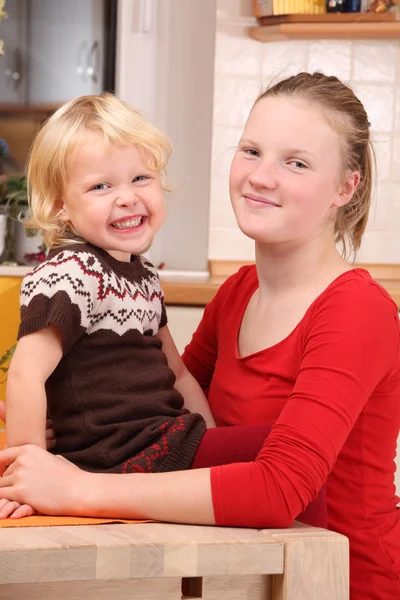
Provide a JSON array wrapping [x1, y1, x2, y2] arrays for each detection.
[[28, 0, 104, 104], [0, 0, 28, 104], [0, 0, 108, 106]]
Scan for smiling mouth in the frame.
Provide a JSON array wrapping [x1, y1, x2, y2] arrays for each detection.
[[111, 216, 144, 230], [244, 195, 280, 207]]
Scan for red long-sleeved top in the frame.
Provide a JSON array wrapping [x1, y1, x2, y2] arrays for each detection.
[[182, 266, 400, 599]]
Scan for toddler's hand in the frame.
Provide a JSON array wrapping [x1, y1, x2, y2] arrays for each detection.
[[0, 498, 36, 519]]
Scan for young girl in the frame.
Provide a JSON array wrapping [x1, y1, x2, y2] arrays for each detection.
[[3, 93, 218, 509], [1, 73, 399, 599]]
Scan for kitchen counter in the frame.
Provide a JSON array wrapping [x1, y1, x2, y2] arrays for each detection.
[[163, 263, 400, 308], [164, 278, 400, 307], [162, 275, 225, 306], [0, 265, 222, 307], [1, 263, 400, 307]]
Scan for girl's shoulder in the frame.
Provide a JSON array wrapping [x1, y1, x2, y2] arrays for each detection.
[[317, 268, 398, 315], [303, 268, 400, 346]]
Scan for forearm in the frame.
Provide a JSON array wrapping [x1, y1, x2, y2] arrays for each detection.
[[6, 375, 47, 448], [83, 468, 216, 524], [157, 325, 216, 428], [175, 370, 216, 428]]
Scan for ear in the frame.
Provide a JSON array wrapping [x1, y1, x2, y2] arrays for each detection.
[[332, 170, 360, 208], [56, 199, 69, 222]]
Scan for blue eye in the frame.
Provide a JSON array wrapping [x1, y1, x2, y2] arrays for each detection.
[[92, 183, 109, 191], [290, 161, 307, 169], [133, 175, 149, 182], [243, 148, 260, 158]]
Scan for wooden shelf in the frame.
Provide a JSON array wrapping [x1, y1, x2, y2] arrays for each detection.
[[250, 13, 400, 41]]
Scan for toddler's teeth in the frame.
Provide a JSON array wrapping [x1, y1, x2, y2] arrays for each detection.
[[112, 217, 143, 229]]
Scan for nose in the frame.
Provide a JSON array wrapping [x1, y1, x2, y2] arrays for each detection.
[[248, 160, 278, 190], [115, 186, 137, 208]]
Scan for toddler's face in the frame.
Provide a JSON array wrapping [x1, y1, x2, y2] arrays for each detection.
[[60, 132, 166, 261]]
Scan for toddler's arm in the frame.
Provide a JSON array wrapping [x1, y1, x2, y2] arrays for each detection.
[[157, 325, 216, 428], [6, 325, 63, 449]]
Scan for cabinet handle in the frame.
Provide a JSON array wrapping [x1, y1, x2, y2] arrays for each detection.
[[131, 0, 153, 34], [77, 41, 88, 77], [140, 0, 152, 33], [5, 48, 22, 89], [86, 41, 99, 83]]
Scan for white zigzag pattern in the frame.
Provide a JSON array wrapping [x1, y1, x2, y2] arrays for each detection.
[[20, 249, 164, 336]]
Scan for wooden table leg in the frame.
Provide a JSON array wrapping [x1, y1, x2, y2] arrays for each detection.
[[200, 574, 272, 599], [270, 526, 349, 600]]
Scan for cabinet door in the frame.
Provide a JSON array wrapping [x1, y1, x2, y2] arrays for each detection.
[[28, 0, 105, 105], [0, 0, 28, 104]]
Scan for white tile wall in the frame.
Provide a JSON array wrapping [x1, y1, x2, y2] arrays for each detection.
[[307, 40, 352, 80], [353, 42, 397, 83], [395, 88, 400, 132], [209, 0, 400, 263], [261, 40, 308, 81]]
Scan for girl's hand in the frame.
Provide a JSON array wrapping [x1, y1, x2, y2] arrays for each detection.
[[0, 498, 36, 519], [45, 419, 56, 449], [0, 445, 88, 516]]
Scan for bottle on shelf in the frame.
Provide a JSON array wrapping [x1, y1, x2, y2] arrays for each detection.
[[326, 0, 346, 12]]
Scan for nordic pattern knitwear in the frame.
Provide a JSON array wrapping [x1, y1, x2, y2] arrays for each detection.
[[18, 243, 206, 473]]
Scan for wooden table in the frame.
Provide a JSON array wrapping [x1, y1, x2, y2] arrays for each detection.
[[0, 521, 349, 599]]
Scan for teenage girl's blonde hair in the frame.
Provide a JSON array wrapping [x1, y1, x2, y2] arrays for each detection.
[[27, 93, 172, 248], [256, 72, 374, 258]]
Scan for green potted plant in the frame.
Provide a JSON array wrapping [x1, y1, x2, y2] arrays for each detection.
[[0, 344, 15, 386], [0, 343, 15, 428], [0, 172, 45, 265]]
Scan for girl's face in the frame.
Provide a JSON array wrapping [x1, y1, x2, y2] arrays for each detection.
[[60, 131, 166, 262], [229, 96, 358, 249]]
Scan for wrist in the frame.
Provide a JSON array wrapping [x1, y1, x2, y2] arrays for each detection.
[[80, 472, 149, 520], [77, 471, 106, 517]]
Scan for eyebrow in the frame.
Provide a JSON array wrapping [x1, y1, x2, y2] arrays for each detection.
[[239, 139, 317, 159], [286, 148, 317, 159], [239, 138, 258, 146]]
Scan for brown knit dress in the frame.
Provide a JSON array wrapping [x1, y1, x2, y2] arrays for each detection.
[[18, 243, 206, 473]]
